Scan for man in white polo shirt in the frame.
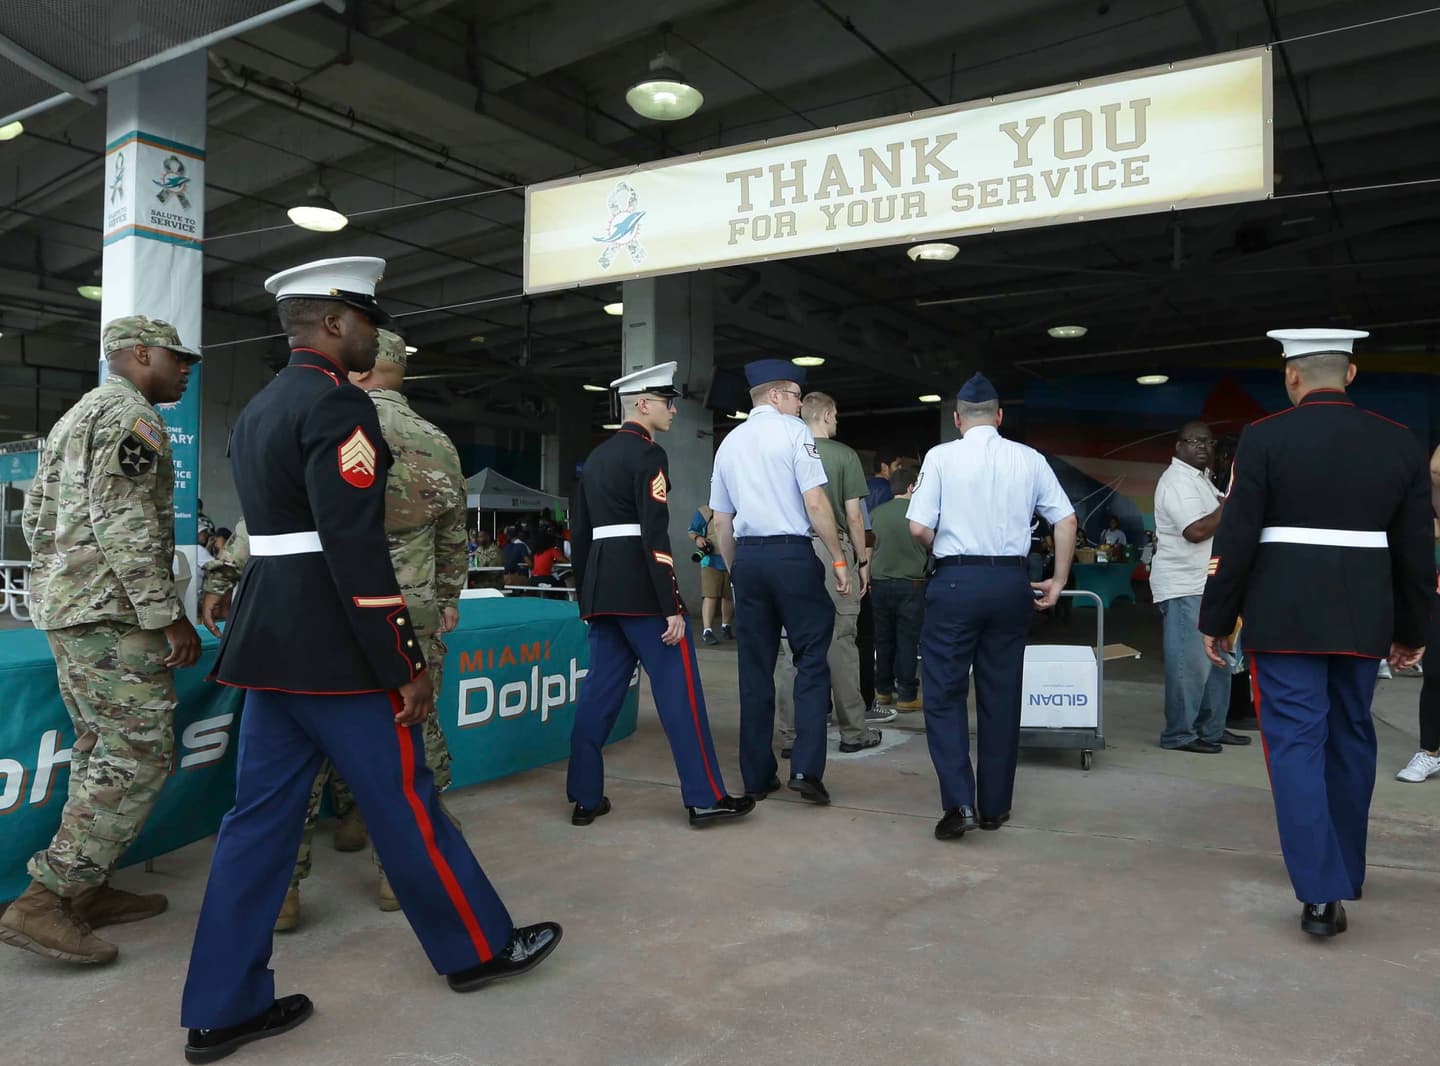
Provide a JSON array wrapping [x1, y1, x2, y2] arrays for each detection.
[[1151, 421, 1252, 753]]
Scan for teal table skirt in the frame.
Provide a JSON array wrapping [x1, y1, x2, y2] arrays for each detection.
[[1071, 563, 1136, 608], [0, 598, 635, 901]]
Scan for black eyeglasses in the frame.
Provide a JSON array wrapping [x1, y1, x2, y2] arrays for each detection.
[[1178, 437, 1214, 446]]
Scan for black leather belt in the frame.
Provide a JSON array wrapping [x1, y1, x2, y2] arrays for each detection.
[[935, 555, 1027, 568], [737, 535, 811, 545]]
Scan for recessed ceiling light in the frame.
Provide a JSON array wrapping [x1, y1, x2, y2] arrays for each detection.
[[626, 53, 704, 121], [76, 284, 103, 301], [792, 355, 825, 367], [601, 423, 622, 430], [286, 183, 348, 232], [404, 344, 418, 355], [603, 302, 624, 316], [582, 384, 608, 392], [1136, 374, 1169, 386], [1047, 325, 1088, 339], [917, 393, 942, 403], [727, 411, 749, 421], [469, 335, 486, 344], [0, 121, 23, 141], [907, 242, 959, 262]]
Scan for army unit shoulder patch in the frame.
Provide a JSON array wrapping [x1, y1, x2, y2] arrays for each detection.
[[338, 426, 377, 489], [114, 432, 159, 478], [650, 470, 667, 503]]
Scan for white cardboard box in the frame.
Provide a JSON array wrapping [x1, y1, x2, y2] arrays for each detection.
[[1020, 645, 1099, 729]]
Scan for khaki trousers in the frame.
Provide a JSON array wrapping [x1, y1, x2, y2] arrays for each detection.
[[776, 536, 867, 744]]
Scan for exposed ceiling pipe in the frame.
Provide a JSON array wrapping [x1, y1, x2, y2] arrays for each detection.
[[208, 57, 516, 190]]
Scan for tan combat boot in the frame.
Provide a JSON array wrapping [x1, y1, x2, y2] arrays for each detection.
[[0, 881, 118, 964], [72, 883, 168, 929], [895, 697, 924, 713], [274, 888, 301, 933], [377, 872, 400, 912], [333, 807, 368, 852]]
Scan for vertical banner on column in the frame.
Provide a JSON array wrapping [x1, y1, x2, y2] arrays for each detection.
[[99, 54, 207, 614]]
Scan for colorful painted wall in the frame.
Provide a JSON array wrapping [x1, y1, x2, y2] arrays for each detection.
[[1024, 366, 1440, 543]]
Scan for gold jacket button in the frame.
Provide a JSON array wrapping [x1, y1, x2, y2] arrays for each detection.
[[397, 617, 408, 626], [406, 639, 415, 647]]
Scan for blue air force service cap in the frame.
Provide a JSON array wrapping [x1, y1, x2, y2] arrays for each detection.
[[611, 360, 680, 398], [744, 359, 804, 389], [1265, 328, 1368, 361], [264, 256, 392, 326], [956, 372, 998, 404]]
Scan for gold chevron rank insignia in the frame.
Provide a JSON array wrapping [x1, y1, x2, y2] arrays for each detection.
[[339, 427, 377, 489], [650, 470, 667, 502]]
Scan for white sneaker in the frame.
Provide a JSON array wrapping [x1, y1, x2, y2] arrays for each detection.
[[1378, 661, 1393, 680], [1396, 751, 1440, 783]]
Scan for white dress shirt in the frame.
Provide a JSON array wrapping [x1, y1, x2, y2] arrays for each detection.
[[710, 405, 828, 537], [906, 425, 1074, 557], [1150, 456, 1223, 603]]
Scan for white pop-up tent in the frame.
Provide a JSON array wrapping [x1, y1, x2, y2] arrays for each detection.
[[464, 468, 567, 516]]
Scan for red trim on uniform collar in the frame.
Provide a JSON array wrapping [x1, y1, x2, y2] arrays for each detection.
[[1298, 388, 1352, 406], [290, 347, 348, 373], [619, 421, 653, 442]]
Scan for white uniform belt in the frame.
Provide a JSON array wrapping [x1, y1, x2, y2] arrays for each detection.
[[591, 524, 642, 540], [249, 531, 323, 556], [1259, 526, 1388, 548]]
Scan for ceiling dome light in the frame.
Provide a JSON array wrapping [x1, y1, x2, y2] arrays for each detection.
[[626, 52, 703, 121], [582, 384, 608, 392], [1047, 325, 1088, 339], [76, 284, 103, 301], [792, 355, 825, 367], [0, 121, 23, 141], [469, 334, 486, 344], [603, 302, 624, 316], [601, 423, 622, 430], [727, 411, 749, 421], [1136, 374, 1170, 386], [917, 393, 942, 403], [907, 242, 959, 263], [287, 182, 348, 232], [404, 344, 418, 355]]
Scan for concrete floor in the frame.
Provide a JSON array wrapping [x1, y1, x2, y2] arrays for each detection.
[[3, 603, 1439, 1066]]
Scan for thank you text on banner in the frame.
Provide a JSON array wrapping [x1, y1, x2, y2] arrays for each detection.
[[526, 49, 1271, 293]]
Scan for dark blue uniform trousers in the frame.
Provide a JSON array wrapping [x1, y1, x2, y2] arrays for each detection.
[[732, 539, 835, 790], [920, 565, 1034, 816], [567, 615, 728, 810], [1250, 652, 1378, 903], [181, 689, 514, 1029]]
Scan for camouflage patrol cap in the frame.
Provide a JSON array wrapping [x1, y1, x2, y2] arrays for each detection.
[[102, 315, 202, 362], [376, 329, 409, 368]]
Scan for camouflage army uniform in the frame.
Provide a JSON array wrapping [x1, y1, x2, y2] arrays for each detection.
[[197, 518, 248, 600], [291, 332, 469, 888], [20, 346, 183, 897]]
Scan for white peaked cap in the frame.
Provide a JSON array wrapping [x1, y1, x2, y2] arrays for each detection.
[[1265, 328, 1369, 360], [610, 360, 680, 396], [264, 256, 390, 323]]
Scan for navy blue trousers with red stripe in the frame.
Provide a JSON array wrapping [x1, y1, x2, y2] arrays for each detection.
[[181, 689, 513, 1029], [1250, 652, 1378, 904], [567, 615, 728, 810]]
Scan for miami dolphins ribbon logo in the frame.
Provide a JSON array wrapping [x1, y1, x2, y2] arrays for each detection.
[[594, 181, 646, 270], [110, 153, 125, 204], [153, 155, 191, 210]]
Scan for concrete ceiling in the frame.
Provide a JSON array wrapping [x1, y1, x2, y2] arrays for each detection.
[[1, 0, 1438, 438]]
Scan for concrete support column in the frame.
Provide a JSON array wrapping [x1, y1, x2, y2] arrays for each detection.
[[542, 390, 593, 506], [621, 274, 714, 611], [100, 51, 207, 615]]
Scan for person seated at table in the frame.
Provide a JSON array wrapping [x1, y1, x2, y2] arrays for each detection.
[[469, 528, 504, 589], [501, 525, 532, 587], [530, 533, 568, 597], [1100, 516, 1127, 550]]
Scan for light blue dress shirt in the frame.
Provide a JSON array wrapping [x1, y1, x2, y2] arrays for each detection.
[[906, 425, 1074, 557], [710, 405, 828, 537]]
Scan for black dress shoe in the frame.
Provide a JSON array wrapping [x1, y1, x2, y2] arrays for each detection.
[[688, 795, 757, 827], [746, 778, 782, 800], [935, 806, 979, 840], [1172, 739, 1223, 753], [1217, 730, 1253, 746], [1300, 901, 1347, 937], [447, 922, 563, 992], [979, 811, 1010, 831], [185, 994, 313, 1063], [571, 797, 611, 826], [787, 774, 831, 805]]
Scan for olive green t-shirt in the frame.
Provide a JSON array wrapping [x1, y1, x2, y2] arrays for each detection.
[[815, 437, 867, 533], [870, 497, 928, 580]]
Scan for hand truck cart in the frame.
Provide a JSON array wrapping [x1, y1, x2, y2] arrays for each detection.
[[1019, 589, 1106, 770]]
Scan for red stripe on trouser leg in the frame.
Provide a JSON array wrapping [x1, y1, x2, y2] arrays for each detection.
[[679, 632, 725, 803], [1250, 665, 1275, 787], [389, 694, 493, 962]]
